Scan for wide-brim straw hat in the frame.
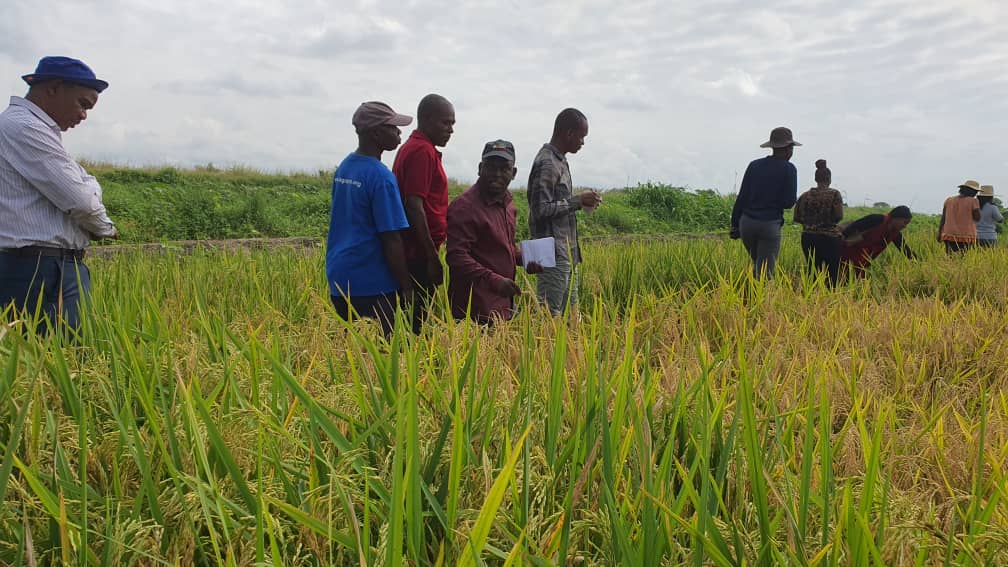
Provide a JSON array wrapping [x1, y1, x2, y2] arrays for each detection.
[[958, 179, 981, 192], [759, 126, 801, 148], [979, 184, 994, 197]]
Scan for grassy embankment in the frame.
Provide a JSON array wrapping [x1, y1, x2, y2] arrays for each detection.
[[0, 166, 1005, 564], [90, 163, 941, 243]]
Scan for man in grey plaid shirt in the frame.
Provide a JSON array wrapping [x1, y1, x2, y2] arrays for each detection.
[[527, 108, 601, 315]]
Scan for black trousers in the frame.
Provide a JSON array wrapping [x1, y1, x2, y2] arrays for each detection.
[[330, 292, 398, 336], [945, 241, 974, 255], [800, 233, 841, 287], [407, 259, 438, 335]]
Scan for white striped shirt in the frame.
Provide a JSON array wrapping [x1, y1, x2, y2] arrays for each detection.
[[0, 96, 116, 249]]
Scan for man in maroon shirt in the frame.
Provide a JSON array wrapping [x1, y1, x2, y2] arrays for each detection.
[[393, 93, 455, 333], [447, 140, 543, 324]]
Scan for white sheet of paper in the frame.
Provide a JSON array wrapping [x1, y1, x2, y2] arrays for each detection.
[[520, 237, 556, 269]]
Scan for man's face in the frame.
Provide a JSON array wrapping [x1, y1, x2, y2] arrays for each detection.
[[478, 157, 516, 194], [373, 123, 403, 151], [565, 120, 589, 154], [47, 82, 98, 131], [426, 106, 455, 147], [891, 218, 911, 231]]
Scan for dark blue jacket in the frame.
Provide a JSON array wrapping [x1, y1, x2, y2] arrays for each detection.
[[731, 156, 798, 226]]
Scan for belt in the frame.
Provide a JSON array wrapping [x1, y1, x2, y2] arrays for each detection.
[[0, 246, 86, 261]]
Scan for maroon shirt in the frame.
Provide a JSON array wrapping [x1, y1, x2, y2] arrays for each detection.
[[446, 183, 522, 322], [392, 130, 449, 260]]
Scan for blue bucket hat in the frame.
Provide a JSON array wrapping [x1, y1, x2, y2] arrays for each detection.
[[22, 56, 109, 93]]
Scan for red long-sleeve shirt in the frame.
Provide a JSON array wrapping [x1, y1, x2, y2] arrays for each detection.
[[446, 184, 522, 322]]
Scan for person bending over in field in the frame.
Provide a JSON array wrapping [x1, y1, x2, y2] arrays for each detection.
[[938, 180, 981, 254], [975, 184, 1002, 248], [393, 93, 455, 334], [0, 56, 118, 334], [730, 126, 800, 279], [326, 102, 414, 336], [794, 159, 844, 287], [446, 140, 543, 325], [840, 205, 915, 278]]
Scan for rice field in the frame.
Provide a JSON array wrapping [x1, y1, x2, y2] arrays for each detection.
[[1, 232, 1006, 565]]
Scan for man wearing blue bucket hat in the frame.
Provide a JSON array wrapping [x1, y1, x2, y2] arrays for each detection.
[[0, 56, 118, 333]]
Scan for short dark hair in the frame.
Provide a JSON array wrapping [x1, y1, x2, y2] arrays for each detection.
[[417, 93, 451, 122], [889, 205, 912, 219], [553, 108, 587, 135]]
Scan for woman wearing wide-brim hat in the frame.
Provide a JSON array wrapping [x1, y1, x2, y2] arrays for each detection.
[[729, 126, 800, 279], [938, 180, 981, 254], [976, 184, 1003, 248]]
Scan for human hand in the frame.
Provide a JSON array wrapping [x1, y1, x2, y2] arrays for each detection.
[[579, 191, 602, 208], [491, 277, 521, 297], [729, 226, 740, 240], [525, 261, 544, 274], [398, 285, 415, 307], [426, 256, 444, 285]]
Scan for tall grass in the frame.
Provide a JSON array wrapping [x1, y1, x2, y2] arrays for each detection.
[[1, 235, 1006, 564]]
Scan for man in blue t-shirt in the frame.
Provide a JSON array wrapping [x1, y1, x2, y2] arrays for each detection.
[[327, 101, 414, 335]]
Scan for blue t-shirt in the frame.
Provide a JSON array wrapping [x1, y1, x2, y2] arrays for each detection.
[[731, 156, 798, 225], [325, 153, 409, 297]]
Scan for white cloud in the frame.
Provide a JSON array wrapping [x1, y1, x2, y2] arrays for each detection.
[[1, 0, 1006, 212]]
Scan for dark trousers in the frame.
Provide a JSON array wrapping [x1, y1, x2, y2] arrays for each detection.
[[978, 239, 997, 248], [0, 251, 91, 332], [800, 233, 841, 287], [330, 292, 398, 337], [944, 241, 974, 255], [407, 259, 438, 335]]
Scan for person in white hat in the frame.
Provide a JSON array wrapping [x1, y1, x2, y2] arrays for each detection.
[[938, 180, 981, 254], [975, 184, 1003, 248]]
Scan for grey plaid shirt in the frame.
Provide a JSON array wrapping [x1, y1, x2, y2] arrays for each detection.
[[527, 143, 582, 264]]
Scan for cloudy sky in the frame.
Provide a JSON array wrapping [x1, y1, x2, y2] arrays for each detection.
[[3, 0, 1006, 212]]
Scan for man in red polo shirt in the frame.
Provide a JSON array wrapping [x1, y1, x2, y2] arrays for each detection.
[[393, 93, 455, 333], [447, 140, 543, 324]]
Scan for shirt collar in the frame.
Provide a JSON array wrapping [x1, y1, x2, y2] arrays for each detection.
[[544, 143, 566, 162], [409, 129, 442, 154], [9, 96, 59, 131]]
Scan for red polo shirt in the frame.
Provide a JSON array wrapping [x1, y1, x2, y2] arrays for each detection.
[[446, 184, 522, 322], [393, 130, 448, 260]]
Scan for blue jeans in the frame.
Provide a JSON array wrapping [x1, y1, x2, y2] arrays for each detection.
[[739, 214, 783, 279], [0, 251, 91, 331]]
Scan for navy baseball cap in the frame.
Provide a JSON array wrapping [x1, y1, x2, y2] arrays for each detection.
[[482, 139, 516, 161], [22, 56, 109, 93]]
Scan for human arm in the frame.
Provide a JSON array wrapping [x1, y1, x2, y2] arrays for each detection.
[[994, 207, 1004, 223], [972, 200, 981, 222], [373, 176, 413, 301], [446, 203, 518, 296], [891, 231, 915, 259], [730, 162, 754, 229], [1, 122, 117, 238], [793, 193, 806, 225], [938, 203, 947, 242], [396, 150, 443, 283], [781, 163, 798, 210], [527, 160, 599, 221], [832, 191, 844, 223], [404, 195, 443, 283], [379, 231, 413, 303]]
